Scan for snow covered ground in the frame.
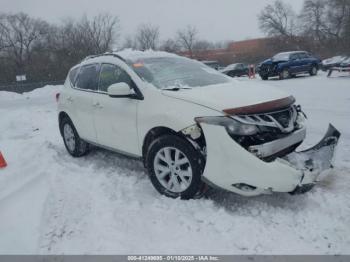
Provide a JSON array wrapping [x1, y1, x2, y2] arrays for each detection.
[[0, 72, 349, 255]]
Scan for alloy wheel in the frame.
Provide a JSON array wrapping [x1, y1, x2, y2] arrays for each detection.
[[282, 69, 289, 79], [153, 147, 193, 193], [63, 123, 76, 152]]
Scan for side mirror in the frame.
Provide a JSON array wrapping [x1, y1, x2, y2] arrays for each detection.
[[107, 83, 136, 98]]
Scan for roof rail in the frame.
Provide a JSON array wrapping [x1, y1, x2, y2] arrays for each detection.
[[81, 52, 126, 63]]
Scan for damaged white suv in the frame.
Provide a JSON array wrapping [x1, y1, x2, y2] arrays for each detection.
[[57, 50, 340, 199]]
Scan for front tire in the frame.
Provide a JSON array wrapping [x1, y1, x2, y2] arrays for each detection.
[[60, 117, 89, 157], [279, 69, 290, 80], [260, 75, 268, 80], [310, 66, 318, 76], [146, 135, 205, 199]]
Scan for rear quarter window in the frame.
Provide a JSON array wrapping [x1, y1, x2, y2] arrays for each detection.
[[69, 67, 79, 85], [76, 64, 100, 91]]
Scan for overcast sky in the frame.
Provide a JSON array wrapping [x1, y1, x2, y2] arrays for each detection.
[[1, 0, 305, 42]]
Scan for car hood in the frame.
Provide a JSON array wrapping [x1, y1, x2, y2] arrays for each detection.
[[161, 81, 292, 114]]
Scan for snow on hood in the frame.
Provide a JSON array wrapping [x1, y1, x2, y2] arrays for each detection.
[[161, 80, 290, 113]]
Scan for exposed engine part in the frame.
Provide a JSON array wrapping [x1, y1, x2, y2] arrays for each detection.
[[180, 124, 207, 157], [247, 127, 306, 161], [181, 124, 202, 140], [232, 105, 298, 133], [228, 105, 308, 161]]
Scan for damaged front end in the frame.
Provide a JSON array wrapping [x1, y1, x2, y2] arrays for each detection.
[[284, 124, 340, 194], [194, 98, 341, 196]]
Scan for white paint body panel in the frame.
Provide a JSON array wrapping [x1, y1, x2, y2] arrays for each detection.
[[162, 81, 288, 112], [93, 93, 139, 155]]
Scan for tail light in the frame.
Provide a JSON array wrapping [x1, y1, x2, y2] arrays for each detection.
[[55, 93, 60, 102]]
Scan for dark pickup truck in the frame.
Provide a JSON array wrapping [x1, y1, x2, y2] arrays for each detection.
[[259, 51, 321, 80]]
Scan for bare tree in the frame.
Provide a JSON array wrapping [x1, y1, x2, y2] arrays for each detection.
[[176, 25, 198, 58], [79, 13, 120, 54], [298, 0, 350, 53], [122, 35, 137, 49], [192, 40, 214, 51], [299, 0, 328, 44], [258, 0, 297, 38], [159, 38, 181, 53], [325, 0, 350, 39], [326, 0, 350, 53], [0, 13, 48, 74], [135, 23, 160, 50]]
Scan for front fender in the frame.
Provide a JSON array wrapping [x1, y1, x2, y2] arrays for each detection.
[[276, 62, 290, 72]]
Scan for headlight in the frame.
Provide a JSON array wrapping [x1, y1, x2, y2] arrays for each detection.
[[296, 112, 307, 129], [295, 105, 307, 129], [195, 116, 258, 136]]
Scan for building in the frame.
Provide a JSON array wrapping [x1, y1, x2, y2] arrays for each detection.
[[179, 38, 275, 66]]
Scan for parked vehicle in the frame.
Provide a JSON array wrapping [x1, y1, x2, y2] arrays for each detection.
[[259, 51, 321, 80], [339, 57, 350, 68], [327, 57, 350, 77], [255, 63, 262, 74], [202, 60, 220, 70], [321, 55, 348, 71], [57, 50, 340, 199], [220, 63, 249, 77]]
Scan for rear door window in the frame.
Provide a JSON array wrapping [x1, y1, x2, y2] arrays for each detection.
[[76, 64, 100, 91], [290, 54, 299, 60], [298, 53, 308, 59]]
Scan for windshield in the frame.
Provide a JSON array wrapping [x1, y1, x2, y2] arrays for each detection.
[[272, 53, 290, 61], [129, 57, 230, 89], [224, 64, 238, 70], [342, 57, 350, 64]]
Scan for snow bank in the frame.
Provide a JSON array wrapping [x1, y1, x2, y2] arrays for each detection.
[[0, 85, 62, 101]]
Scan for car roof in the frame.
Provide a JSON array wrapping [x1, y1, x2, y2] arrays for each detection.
[[116, 49, 178, 61], [76, 49, 181, 68], [276, 51, 307, 56], [201, 60, 219, 64]]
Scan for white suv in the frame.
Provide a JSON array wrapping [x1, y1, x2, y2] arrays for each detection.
[[57, 50, 340, 199]]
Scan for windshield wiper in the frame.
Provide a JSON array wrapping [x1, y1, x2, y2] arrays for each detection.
[[162, 87, 192, 91]]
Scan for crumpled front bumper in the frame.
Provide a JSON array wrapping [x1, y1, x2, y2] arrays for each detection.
[[284, 124, 341, 194], [201, 124, 341, 196]]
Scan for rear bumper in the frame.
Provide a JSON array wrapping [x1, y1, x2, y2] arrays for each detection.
[[201, 124, 340, 196]]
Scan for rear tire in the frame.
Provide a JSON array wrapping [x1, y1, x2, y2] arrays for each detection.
[[60, 117, 89, 157], [260, 75, 268, 80], [146, 135, 205, 199]]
